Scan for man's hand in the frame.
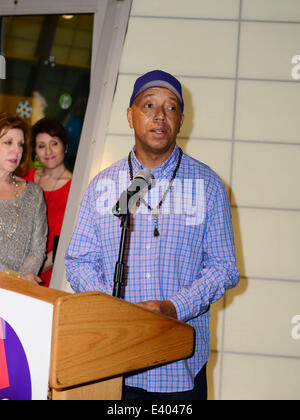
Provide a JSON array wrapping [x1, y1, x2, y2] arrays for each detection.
[[136, 300, 177, 319]]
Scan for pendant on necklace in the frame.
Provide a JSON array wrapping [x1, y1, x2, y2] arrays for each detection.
[[152, 208, 160, 237], [153, 227, 160, 237]]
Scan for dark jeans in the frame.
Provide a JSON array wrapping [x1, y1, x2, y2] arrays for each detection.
[[123, 364, 207, 401]]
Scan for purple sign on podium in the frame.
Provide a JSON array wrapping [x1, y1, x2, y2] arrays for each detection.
[[0, 317, 32, 400]]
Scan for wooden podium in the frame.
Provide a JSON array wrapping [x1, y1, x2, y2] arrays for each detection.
[[0, 274, 194, 400]]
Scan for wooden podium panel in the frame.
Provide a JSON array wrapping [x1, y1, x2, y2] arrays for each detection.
[[50, 292, 194, 389], [0, 274, 195, 400]]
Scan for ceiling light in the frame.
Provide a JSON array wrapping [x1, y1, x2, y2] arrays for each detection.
[[62, 15, 74, 20]]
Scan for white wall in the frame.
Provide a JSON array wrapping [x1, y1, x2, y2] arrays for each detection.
[[101, 0, 300, 400]]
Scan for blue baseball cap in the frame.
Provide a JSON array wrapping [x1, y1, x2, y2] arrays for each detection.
[[129, 70, 184, 112]]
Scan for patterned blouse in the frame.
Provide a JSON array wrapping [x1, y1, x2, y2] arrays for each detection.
[[0, 181, 47, 275]]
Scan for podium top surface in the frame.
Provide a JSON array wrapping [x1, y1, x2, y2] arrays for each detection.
[[0, 273, 68, 304]]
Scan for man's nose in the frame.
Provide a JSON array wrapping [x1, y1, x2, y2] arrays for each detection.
[[154, 107, 166, 121]]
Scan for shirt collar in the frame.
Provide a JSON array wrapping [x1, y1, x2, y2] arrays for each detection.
[[130, 144, 180, 179]]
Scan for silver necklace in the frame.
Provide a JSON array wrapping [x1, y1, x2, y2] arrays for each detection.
[[38, 167, 66, 191], [0, 173, 21, 239]]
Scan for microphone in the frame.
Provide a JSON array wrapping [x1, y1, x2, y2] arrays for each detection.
[[112, 169, 155, 217]]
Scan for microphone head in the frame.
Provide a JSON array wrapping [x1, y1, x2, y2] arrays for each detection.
[[134, 169, 156, 189], [112, 169, 155, 217]]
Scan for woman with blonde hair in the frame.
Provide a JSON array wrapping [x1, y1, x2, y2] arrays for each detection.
[[0, 113, 47, 284]]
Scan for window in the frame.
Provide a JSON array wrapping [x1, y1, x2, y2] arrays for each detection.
[[0, 14, 93, 171]]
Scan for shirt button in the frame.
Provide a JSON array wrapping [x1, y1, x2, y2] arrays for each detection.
[[146, 244, 151, 250], [146, 273, 151, 279]]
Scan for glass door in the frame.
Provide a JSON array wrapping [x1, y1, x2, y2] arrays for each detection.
[[0, 14, 93, 171]]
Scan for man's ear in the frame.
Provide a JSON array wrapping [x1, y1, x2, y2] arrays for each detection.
[[178, 113, 184, 134], [127, 107, 133, 129]]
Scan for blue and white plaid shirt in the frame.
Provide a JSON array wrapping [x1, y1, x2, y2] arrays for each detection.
[[65, 145, 239, 392]]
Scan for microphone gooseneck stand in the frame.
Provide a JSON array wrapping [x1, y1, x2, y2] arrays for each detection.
[[112, 171, 155, 298], [112, 189, 137, 298], [112, 211, 130, 298]]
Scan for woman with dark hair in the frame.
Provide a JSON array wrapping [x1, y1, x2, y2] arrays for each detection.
[[23, 118, 72, 287], [0, 113, 47, 284]]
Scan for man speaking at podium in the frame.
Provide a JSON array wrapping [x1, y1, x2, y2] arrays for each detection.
[[65, 70, 240, 400]]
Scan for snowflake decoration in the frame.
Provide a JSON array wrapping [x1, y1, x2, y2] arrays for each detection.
[[16, 100, 32, 119]]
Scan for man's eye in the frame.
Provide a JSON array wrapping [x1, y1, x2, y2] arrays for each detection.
[[145, 103, 153, 109]]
